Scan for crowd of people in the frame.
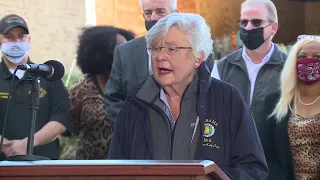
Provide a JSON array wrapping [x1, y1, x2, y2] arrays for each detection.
[[0, 0, 319, 179]]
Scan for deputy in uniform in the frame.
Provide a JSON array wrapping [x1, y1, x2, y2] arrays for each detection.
[[0, 14, 70, 160]]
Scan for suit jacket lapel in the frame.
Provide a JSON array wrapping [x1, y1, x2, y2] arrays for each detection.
[[135, 37, 149, 83]]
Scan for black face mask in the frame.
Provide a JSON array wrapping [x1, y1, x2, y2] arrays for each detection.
[[240, 27, 266, 50], [145, 20, 158, 31]]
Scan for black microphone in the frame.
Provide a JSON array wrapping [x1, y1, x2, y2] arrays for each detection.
[[17, 60, 65, 81]]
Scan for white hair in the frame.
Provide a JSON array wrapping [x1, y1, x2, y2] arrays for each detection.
[[270, 38, 320, 121], [242, 0, 278, 23], [145, 13, 213, 61], [139, 0, 177, 11]]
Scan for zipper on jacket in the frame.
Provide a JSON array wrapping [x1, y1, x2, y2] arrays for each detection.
[[168, 83, 192, 160], [251, 64, 270, 108], [235, 64, 251, 105], [154, 106, 173, 159], [248, 79, 252, 107], [129, 96, 174, 159]]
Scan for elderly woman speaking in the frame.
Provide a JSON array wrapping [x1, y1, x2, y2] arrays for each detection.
[[108, 13, 268, 180]]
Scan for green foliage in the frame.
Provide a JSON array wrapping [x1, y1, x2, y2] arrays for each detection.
[[59, 135, 79, 160], [62, 73, 84, 89]]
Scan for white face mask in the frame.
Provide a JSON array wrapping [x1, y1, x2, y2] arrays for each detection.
[[1, 42, 30, 64]]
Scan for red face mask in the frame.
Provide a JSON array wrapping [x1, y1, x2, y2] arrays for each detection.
[[296, 58, 320, 85]]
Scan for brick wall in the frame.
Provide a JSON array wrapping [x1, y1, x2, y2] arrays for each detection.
[[272, 0, 320, 44], [0, 0, 86, 74], [305, 2, 320, 35], [96, 0, 320, 45], [199, 0, 242, 38], [95, 0, 200, 38], [95, 0, 145, 37], [95, 0, 242, 38], [272, 0, 305, 44]]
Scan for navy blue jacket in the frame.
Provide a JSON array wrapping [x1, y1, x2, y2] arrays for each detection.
[[109, 63, 268, 180]]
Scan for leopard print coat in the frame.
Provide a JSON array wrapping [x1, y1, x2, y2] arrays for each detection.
[[288, 113, 320, 180], [68, 75, 112, 159]]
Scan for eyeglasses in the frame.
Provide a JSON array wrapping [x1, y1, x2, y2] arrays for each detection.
[[147, 45, 192, 57], [297, 35, 320, 41], [238, 19, 270, 28]]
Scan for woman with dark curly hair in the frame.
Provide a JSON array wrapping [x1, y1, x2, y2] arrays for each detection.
[[68, 25, 134, 159]]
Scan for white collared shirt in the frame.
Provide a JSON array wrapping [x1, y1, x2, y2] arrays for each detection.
[[160, 88, 174, 121], [211, 43, 275, 104], [148, 51, 153, 75], [9, 69, 25, 79]]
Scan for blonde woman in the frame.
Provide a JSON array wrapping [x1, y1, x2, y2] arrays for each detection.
[[260, 36, 320, 180]]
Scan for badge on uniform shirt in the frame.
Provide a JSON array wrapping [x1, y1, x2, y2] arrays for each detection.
[[28, 87, 47, 98]]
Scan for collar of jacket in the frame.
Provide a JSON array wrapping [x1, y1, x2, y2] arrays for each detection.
[[1, 56, 33, 80], [127, 61, 212, 108], [226, 44, 286, 66]]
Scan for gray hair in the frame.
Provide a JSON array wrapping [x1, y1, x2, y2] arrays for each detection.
[[241, 0, 278, 23], [145, 13, 213, 61], [139, 0, 178, 11]]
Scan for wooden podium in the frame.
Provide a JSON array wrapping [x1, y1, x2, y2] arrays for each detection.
[[0, 160, 230, 180]]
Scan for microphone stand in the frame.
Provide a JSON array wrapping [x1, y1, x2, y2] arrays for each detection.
[[5, 75, 50, 161]]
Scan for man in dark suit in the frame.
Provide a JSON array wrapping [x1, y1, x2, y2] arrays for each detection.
[[105, 0, 179, 123]]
